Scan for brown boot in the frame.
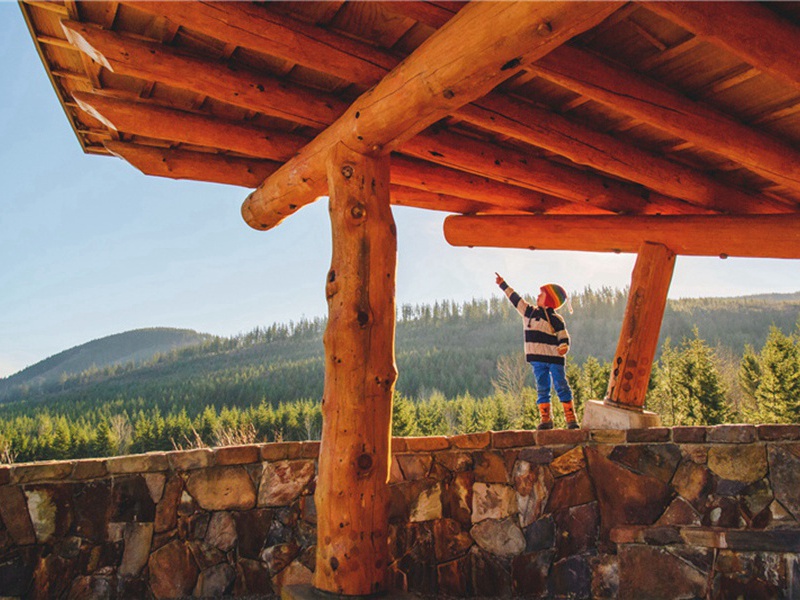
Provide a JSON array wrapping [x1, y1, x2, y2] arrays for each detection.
[[537, 403, 553, 430], [562, 401, 580, 429]]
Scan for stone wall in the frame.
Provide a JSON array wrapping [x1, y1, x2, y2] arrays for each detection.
[[1, 425, 799, 599]]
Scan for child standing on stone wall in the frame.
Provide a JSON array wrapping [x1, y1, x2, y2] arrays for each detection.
[[495, 273, 578, 429]]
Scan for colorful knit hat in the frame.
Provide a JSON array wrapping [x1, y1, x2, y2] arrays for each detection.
[[540, 283, 572, 313]]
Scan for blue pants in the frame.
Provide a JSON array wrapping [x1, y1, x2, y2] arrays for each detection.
[[531, 361, 573, 405]]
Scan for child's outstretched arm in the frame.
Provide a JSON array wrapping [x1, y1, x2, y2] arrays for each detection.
[[495, 273, 532, 318]]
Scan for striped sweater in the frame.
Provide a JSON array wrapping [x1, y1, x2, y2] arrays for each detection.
[[500, 281, 570, 365]]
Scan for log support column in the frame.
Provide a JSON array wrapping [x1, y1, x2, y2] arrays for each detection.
[[582, 242, 675, 429], [313, 143, 397, 595]]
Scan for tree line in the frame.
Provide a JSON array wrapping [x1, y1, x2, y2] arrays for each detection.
[[1, 290, 798, 462]]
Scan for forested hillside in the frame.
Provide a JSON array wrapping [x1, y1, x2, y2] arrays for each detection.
[[1, 289, 798, 463], [0, 328, 211, 396]]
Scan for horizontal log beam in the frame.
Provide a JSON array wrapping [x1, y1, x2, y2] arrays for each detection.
[[402, 129, 704, 216], [644, 1, 800, 93], [104, 141, 545, 215], [105, 142, 281, 187], [532, 45, 800, 193], [443, 214, 800, 258], [74, 92, 307, 162], [241, 1, 624, 230], [124, 1, 399, 87], [61, 20, 347, 128], [457, 94, 789, 214]]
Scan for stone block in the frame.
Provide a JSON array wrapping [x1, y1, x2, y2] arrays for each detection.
[[581, 399, 661, 430], [725, 529, 800, 552], [609, 525, 642, 544], [186, 466, 256, 511], [258, 460, 315, 507], [106, 452, 168, 474], [260, 442, 291, 461], [214, 444, 260, 466], [515, 462, 554, 528], [450, 431, 491, 449], [472, 482, 516, 523], [119, 522, 154, 576], [435, 451, 473, 473], [679, 527, 725, 548], [112, 475, 157, 523], [410, 482, 443, 522], [524, 516, 555, 552], [396, 454, 432, 481], [492, 430, 536, 449], [550, 447, 586, 477], [551, 555, 592, 600], [11, 460, 73, 484], [518, 447, 554, 465], [553, 502, 599, 559], [707, 424, 756, 443], [72, 459, 107, 480], [657, 497, 701, 527], [433, 518, 474, 563], [391, 437, 408, 452], [590, 429, 626, 444], [473, 451, 510, 483], [672, 427, 707, 443], [404, 436, 450, 452], [0, 465, 10, 485], [195, 563, 236, 597], [609, 443, 681, 484], [757, 424, 800, 441], [511, 549, 554, 597], [618, 545, 708, 599], [769, 445, 800, 521], [299, 442, 320, 458], [0, 485, 36, 544], [707, 444, 767, 484], [168, 448, 214, 471], [626, 428, 670, 443], [545, 469, 595, 512], [535, 428, 589, 446], [148, 540, 199, 598], [643, 526, 681, 546], [471, 517, 525, 557]]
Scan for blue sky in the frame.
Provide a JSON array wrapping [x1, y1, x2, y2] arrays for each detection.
[[1, 5, 798, 378]]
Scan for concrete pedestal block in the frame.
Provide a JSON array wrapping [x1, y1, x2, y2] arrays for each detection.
[[282, 585, 421, 600], [581, 399, 661, 430]]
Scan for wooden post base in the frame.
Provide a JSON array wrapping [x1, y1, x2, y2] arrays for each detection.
[[581, 399, 662, 430], [282, 584, 422, 600]]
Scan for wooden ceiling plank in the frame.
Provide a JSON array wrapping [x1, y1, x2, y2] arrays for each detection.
[[532, 45, 800, 193], [644, 1, 800, 93], [443, 214, 800, 259], [23, 1, 69, 18], [61, 20, 348, 129], [459, 94, 789, 214], [36, 34, 75, 50], [73, 92, 308, 162], [383, 1, 458, 29], [122, 0, 398, 87], [242, 1, 625, 230], [105, 141, 281, 188]]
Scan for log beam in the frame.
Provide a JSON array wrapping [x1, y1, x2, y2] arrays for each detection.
[[403, 129, 706, 216], [443, 214, 800, 259], [606, 242, 675, 409], [316, 143, 396, 595], [61, 20, 347, 128], [241, 1, 624, 230], [105, 141, 280, 187], [457, 94, 790, 214], [644, 1, 800, 93], [532, 45, 800, 193], [104, 141, 520, 215], [74, 92, 307, 162]]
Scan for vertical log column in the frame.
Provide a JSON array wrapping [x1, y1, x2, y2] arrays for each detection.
[[606, 242, 676, 408], [314, 143, 397, 595]]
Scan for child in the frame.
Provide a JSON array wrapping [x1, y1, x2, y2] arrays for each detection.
[[495, 273, 578, 430]]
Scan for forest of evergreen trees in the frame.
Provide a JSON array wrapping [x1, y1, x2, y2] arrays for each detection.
[[1, 289, 798, 463]]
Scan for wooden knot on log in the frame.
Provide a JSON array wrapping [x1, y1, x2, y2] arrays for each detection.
[[357, 453, 373, 472], [351, 203, 366, 219], [341, 165, 354, 179], [536, 21, 553, 37]]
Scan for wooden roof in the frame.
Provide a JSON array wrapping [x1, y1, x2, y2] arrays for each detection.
[[20, 1, 800, 246]]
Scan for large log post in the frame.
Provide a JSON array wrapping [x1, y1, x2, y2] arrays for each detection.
[[606, 242, 676, 409], [315, 143, 397, 595]]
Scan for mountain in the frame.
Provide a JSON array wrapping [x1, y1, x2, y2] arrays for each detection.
[[0, 328, 212, 398], [0, 290, 798, 411]]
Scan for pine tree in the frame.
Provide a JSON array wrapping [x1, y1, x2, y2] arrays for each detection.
[[753, 326, 800, 423]]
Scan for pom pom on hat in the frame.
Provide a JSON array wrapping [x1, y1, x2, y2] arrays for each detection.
[[540, 283, 572, 313]]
